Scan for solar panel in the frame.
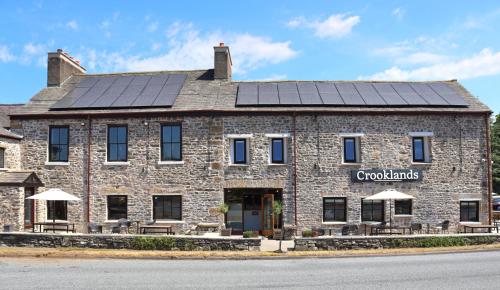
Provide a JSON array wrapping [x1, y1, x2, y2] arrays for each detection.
[[258, 83, 279, 105], [297, 83, 322, 105], [277, 83, 301, 105], [335, 83, 365, 105], [354, 83, 386, 105], [391, 83, 428, 105], [50, 73, 188, 110], [235, 81, 469, 107]]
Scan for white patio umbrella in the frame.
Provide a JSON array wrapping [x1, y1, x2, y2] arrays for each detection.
[[26, 188, 80, 225], [365, 189, 415, 229]]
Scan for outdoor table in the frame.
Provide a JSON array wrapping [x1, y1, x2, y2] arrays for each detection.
[[33, 222, 75, 233], [462, 224, 499, 233], [139, 225, 173, 235], [362, 222, 381, 236], [371, 225, 411, 235]]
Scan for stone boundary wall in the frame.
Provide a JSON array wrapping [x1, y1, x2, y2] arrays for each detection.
[[294, 234, 500, 251], [0, 233, 260, 251]]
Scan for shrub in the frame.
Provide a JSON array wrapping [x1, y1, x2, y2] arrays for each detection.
[[243, 231, 259, 238], [302, 229, 313, 237], [390, 236, 497, 248]]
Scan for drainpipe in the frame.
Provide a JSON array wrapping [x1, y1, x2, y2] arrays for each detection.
[[86, 115, 92, 228], [292, 112, 298, 226], [485, 113, 493, 225]]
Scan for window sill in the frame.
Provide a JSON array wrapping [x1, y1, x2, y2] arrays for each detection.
[[268, 163, 288, 167], [154, 220, 185, 224], [228, 164, 250, 167], [0, 168, 7, 171], [157, 161, 185, 165], [103, 161, 130, 166], [339, 162, 362, 167], [394, 214, 413, 217], [321, 222, 347, 225], [411, 162, 432, 166], [45, 161, 70, 166], [44, 220, 68, 223], [459, 221, 481, 225]]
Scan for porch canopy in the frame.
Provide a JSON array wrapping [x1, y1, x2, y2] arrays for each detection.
[[365, 189, 415, 228], [26, 188, 80, 226]]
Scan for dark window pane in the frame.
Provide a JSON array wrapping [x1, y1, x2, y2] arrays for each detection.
[[0, 148, 4, 168], [47, 200, 67, 220], [413, 137, 425, 162], [161, 125, 182, 161], [395, 199, 412, 215], [272, 139, 284, 163], [234, 139, 246, 163], [107, 126, 127, 161], [362, 199, 384, 222], [107, 196, 128, 220], [153, 196, 182, 220], [49, 126, 69, 162], [323, 197, 346, 222], [460, 201, 479, 222], [344, 138, 356, 162]]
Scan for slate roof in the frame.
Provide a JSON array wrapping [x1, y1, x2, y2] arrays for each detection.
[[0, 104, 23, 139], [0, 171, 43, 186], [10, 69, 491, 117]]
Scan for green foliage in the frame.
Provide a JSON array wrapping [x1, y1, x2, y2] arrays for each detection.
[[391, 236, 497, 248], [243, 231, 259, 238], [218, 203, 229, 215], [130, 236, 175, 250], [273, 200, 283, 216], [302, 229, 313, 237], [492, 115, 500, 193]]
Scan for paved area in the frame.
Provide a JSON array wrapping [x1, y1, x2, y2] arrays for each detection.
[[1, 250, 500, 289], [259, 239, 294, 251]]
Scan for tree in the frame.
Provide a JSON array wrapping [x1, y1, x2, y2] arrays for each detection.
[[492, 115, 500, 194], [273, 200, 284, 253]]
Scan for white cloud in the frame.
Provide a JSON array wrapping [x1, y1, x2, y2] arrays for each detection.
[[23, 43, 45, 55], [287, 14, 360, 39], [148, 21, 159, 33], [0, 45, 15, 62], [86, 23, 298, 75], [392, 7, 405, 20], [66, 20, 78, 31], [396, 52, 449, 65], [252, 74, 288, 81], [360, 48, 500, 81]]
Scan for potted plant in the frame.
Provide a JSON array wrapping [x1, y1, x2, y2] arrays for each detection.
[[272, 200, 284, 252], [218, 203, 231, 236]]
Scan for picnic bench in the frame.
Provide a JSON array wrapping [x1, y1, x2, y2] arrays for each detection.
[[371, 225, 411, 235], [139, 225, 174, 235], [33, 222, 75, 233], [461, 224, 499, 233]]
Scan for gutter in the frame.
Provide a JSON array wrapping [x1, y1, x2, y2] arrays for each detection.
[[485, 113, 493, 225], [86, 115, 92, 229], [293, 112, 298, 227]]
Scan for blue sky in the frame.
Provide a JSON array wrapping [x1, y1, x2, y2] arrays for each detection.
[[0, 0, 499, 113]]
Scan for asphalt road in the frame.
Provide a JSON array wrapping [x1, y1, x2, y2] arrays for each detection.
[[1, 251, 499, 289]]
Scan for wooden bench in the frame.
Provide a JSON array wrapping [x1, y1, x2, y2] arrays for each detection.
[[33, 222, 75, 233], [461, 224, 499, 233], [139, 225, 173, 235]]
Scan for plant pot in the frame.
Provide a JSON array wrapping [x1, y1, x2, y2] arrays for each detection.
[[220, 228, 232, 236]]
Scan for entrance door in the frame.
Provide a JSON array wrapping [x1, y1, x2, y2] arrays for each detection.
[[24, 187, 35, 229], [261, 194, 274, 236]]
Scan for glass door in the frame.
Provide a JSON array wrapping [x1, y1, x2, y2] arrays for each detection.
[[261, 194, 274, 236], [24, 187, 35, 229]]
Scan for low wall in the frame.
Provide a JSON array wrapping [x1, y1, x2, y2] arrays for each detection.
[[0, 233, 261, 251], [294, 234, 500, 251]]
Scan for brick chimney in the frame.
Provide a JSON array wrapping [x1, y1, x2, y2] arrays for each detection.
[[213, 43, 232, 80], [47, 49, 86, 87]]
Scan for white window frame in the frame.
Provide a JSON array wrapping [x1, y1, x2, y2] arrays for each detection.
[[227, 134, 252, 165], [339, 133, 364, 164], [409, 132, 433, 163], [45, 125, 70, 166], [265, 133, 290, 165], [104, 124, 130, 166]]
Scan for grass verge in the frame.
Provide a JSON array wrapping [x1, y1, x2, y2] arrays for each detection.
[[1, 243, 500, 260]]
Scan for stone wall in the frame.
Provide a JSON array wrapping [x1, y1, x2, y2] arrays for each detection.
[[0, 136, 21, 170], [9, 113, 488, 233], [0, 232, 260, 251], [0, 186, 23, 231], [294, 234, 500, 250]]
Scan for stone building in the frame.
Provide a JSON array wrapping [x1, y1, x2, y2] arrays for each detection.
[[0, 44, 492, 234]]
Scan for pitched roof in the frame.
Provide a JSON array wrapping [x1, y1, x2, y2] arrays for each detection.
[[0, 104, 23, 127], [0, 171, 43, 186], [10, 69, 491, 117], [0, 128, 22, 140]]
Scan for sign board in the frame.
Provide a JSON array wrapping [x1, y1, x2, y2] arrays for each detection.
[[351, 169, 422, 182]]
